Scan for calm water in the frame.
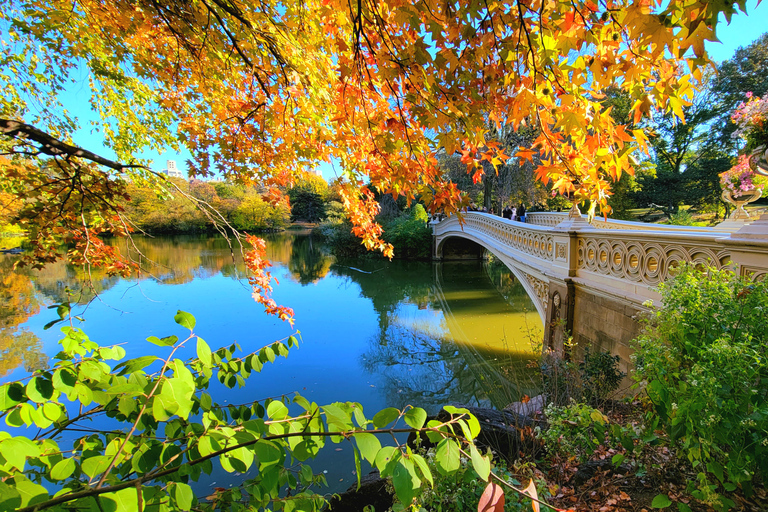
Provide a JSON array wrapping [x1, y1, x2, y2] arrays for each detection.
[[0, 231, 543, 492]]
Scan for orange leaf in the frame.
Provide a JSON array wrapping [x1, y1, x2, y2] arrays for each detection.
[[478, 482, 505, 512], [521, 479, 540, 512]]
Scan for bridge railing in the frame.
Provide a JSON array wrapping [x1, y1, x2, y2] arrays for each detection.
[[434, 210, 768, 291], [526, 211, 736, 233]]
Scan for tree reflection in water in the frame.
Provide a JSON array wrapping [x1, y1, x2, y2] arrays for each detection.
[[0, 257, 47, 376]]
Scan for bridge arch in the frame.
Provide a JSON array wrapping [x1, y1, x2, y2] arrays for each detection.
[[432, 211, 768, 373], [435, 232, 550, 326]]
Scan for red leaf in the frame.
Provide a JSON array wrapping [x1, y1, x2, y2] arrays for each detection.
[[478, 482, 505, 512]]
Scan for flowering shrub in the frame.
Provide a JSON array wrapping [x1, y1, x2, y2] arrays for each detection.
[[719, 154, 767, 198], [731, 93, 768, 152]]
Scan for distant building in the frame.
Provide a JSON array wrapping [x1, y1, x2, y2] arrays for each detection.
[[163, 160, 184, 179]]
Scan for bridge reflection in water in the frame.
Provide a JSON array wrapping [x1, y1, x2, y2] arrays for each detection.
[[357, 259, 544, 413]]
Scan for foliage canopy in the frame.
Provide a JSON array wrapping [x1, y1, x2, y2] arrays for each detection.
[[0, 0, 752, 266]]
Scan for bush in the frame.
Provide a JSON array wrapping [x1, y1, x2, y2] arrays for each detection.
[[579, 349, 625, 405], [391, 447, 550, 512], [318, 203, 432, 259], [540, 347, 624, 406], [538, 402, 610, 463], [382, 205, 432, 259], [632, 265, 768, 504]]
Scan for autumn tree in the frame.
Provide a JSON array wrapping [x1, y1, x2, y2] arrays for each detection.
[[1, 0, 749, 270], [640, 79, 725, 217]]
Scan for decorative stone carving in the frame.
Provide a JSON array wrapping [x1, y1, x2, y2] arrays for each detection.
[[719, 188, 762, 224], [524, 274, 549, 306], [462, 216, 555, 261], [577, 236, 730, 284], [556, 242, 567, 260]]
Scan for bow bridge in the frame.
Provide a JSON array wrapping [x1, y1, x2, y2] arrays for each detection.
[[432, 209, 768, 370]]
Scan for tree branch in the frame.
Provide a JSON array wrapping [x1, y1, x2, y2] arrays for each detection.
[[0, 119, 146, 172]]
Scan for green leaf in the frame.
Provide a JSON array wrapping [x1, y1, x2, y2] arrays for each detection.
[[354, 433, 381, 464], [103, 487, 139, 512], [323, 403, 353, 430], [470, 444, 490, 481], [706, 461, 724, 483], [196, 337, 212, 367], [146, 335, 178, 347], [392, 458, 420, 505], [651, 494, 673, 509], [254, 440, 284, 468], [0, 437, 39, 470], [10, 475, 48, 508], [170, 482, 194, 511], [113, 356, 159, 374], [435, 438, 460, 475], [677, 503, 692, 512], [81, 455, 111, 479], [373, 407, 400, 428], [154, 378, 194, 421], [611, 453, 626, 466], [31, 407, 54, 429], [52, 369, 77, 395], [0, 383, 24, 410], [50, 458, 76, 481], [0, 481, 21, 511], [25, 377, 54, 404], [411, 453, 433, 487], [374, 446, 398, 475], [267, 400, 289, 420], [404, 407, 427, 429], [174, 310, 196, 331]]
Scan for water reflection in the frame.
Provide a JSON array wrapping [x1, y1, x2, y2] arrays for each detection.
[[335, 259, 544, 412], [0, 258, 47, 376], [0, 233, 543, 413]]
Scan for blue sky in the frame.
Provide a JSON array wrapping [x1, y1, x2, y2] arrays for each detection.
[[68, 2, 767, 182], [705, 0, 767, 62]]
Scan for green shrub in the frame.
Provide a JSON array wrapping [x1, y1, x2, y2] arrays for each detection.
[[382, 205, 432, 259], [540, 348, 624, 406], [391, 448, 549, 512], [579, 349, 625, 405], [632, 265, 768, 505], [0, 313, 491, 512], [667, 209, 695, 225], [538, 402, 610, 462]]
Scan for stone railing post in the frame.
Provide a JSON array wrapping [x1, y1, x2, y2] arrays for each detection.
[[544, 203, 595, 355]]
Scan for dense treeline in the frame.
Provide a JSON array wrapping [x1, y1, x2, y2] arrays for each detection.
[[124, 177, 291, 233]]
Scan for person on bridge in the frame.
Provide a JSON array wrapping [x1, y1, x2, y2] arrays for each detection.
[[502, 205, 512, 219], [518, 203, 526, 222]]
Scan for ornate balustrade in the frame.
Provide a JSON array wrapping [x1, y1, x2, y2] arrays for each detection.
[[574, 229, 732, 295], [434, 211, 768, 306]]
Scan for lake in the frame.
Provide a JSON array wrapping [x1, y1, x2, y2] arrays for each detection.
[[0, 231, 543, 493]]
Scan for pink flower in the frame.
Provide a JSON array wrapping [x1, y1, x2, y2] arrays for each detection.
[[746, 92, 753, 99]]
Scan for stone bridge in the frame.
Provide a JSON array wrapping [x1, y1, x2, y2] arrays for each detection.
[[432, 208, 768, 371]]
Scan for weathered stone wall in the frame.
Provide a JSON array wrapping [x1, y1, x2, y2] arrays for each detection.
[[569, 286, 643, 374]]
